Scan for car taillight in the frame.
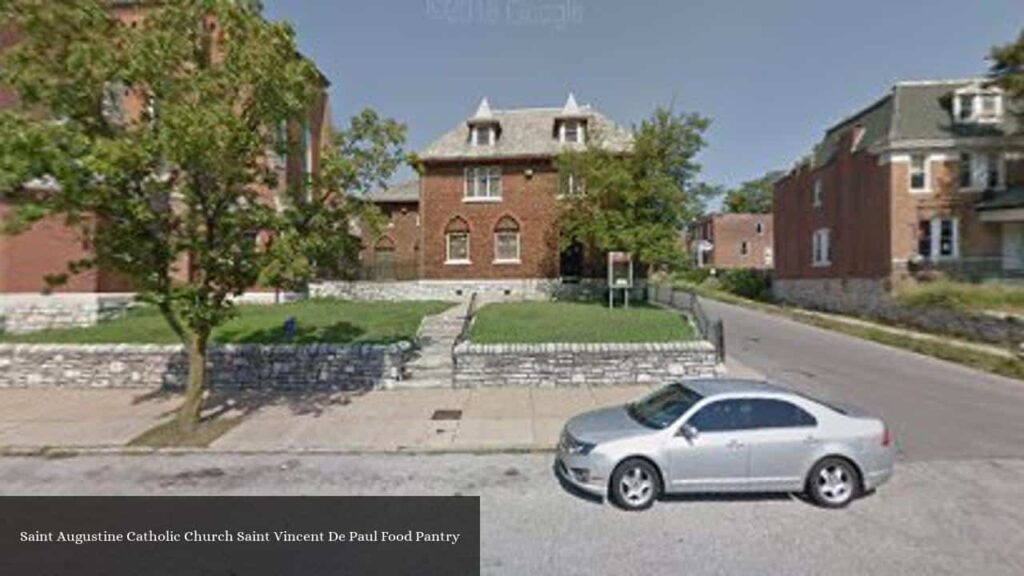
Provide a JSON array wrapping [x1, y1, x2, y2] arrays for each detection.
[[881, 425, 892, 447]]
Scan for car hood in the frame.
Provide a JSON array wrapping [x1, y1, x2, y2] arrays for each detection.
[[565, 405, 655, 444]]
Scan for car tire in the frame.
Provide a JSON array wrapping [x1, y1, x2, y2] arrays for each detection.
[[806, 457, 860, 509], [609, 458, 661, 511]]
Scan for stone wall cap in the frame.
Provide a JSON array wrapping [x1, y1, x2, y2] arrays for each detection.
[[456, 339, 715, 354]]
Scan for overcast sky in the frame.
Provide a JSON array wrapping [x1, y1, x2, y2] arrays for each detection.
[[263, 0, 1023, 194]]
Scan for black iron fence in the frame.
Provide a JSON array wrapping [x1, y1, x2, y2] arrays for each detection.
[[355, 261, 419, 282], [649, 284, 725, 363]]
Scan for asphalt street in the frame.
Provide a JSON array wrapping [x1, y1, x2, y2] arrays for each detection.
[[701, 298, 1024, 462], [1, 452, 1022, 576]]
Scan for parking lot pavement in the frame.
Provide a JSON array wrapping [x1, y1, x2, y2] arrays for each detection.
[[0, 389, 179, 448], [212, 385, 654, 452], [1, 452, 1021, 575]]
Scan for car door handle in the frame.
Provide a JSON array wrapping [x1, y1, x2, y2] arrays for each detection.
[[727, 439, 744, 449], [803, 435, 820, 444]]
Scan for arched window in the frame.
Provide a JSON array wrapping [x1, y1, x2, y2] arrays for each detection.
[[445, 217, 470, 264], [493, 216, 521, 263], [374, 236, 395, 252]]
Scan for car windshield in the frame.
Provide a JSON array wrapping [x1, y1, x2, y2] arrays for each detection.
[[627, 384, 704, 429]]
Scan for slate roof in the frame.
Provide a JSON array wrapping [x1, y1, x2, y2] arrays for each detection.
[[367, 179, 419, 203], [810, 79, 1022, 169], [418, 101, 633, 162]]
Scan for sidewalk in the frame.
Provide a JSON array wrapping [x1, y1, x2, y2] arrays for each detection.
[[0, 386, 655, 453]]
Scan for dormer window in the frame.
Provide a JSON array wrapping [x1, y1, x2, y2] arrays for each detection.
[[954, 87, 1003, 124], [560, 120, 585, 144], [471, 125, 494, 146]]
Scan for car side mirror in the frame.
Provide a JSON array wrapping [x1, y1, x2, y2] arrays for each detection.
[[679, 424, 699, 440]]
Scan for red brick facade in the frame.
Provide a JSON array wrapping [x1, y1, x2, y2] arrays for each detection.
[[695, 213, 773, 270], [419, 161, 561, 280], [362, 200, 421, 280], [0, 6, 330, 294]]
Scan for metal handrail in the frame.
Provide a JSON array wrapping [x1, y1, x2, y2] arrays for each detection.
[[453, 292, 479, 349]]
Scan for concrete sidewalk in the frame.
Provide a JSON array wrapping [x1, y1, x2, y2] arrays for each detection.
[[0, 386, 654, 453]]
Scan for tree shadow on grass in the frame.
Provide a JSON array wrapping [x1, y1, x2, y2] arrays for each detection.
[[214, 321, 367, 345]]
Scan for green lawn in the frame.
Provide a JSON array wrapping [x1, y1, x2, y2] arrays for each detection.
[[0, 299, 454, 345], [470, 301, 695, 344], [894, 280, 1024, 315]]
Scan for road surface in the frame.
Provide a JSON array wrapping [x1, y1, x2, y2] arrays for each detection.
[[1, 453, 1022, 576], [701, 298, 1024, 462]]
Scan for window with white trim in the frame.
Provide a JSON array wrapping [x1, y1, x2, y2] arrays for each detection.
[[918, 218, 959, 260], [445, 217, 471, 264], [560, 120, 585, 144], [812, 228, 831, 267], [493, 216, 521, 263], [958, 152, 1004, 190], [471, 126, 494, 146], [464, 166, 502, 200], [812, 179, 823, 208], [909, 154, 928, 191], [954, 88, 1003, 124]]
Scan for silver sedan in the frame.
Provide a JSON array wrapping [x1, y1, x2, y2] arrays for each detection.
[[556, 379, 895, 510]]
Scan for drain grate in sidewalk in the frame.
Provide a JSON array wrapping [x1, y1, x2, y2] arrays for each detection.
[[431, 409, 462, 421]]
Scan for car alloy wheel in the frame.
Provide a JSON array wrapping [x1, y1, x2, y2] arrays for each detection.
[[809, 458, 859, 508], [611, 459, 659, 511]]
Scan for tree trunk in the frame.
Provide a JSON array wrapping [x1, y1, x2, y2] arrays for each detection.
[[177, 331, 209, 432]]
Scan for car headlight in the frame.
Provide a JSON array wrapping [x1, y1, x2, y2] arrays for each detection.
[[560, 430, 596, 455]]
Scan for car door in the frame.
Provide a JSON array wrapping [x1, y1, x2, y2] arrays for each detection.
[[666, 399, 755, 493], [745, 399, 819, 491]]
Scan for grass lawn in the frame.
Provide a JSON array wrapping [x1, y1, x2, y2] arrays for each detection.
[[470, 301, 695, 344], [894, 280, 1024, 315], [0, 299, 454, 345]]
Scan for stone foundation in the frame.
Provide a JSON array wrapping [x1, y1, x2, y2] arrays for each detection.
[[309, 278, 643, 303], [0, 293, 136, 335], [773, 277, 1024, 346], [0, 342, 410, 390], [452, 341, 718, 388]]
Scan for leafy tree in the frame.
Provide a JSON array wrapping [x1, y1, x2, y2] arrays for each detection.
[[0, 0, 403, 430], [557, 107, 713, 270], [991, 29, 1024, 104], [721, 172, 779, 214]]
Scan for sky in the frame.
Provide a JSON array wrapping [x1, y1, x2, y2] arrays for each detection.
[[263, 0, 1023, 197]]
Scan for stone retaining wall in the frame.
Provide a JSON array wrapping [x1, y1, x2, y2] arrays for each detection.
[[0, 342, 410, 390], [773, 278, 1024, 346], [0, 293, 136, 335], [452, 341, 718, 388], [310, 278, 643, 303]]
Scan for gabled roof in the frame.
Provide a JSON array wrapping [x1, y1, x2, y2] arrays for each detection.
[[367, 179, 419, 203], [809, 78, 1022, 169], [418, 97, 632, 162]]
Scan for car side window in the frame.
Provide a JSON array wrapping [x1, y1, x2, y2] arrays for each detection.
[[687, 400, 754, 432], [751, 399, 817, 428]]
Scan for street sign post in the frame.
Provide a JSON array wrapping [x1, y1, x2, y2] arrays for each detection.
[[607, 251, 634, 309]]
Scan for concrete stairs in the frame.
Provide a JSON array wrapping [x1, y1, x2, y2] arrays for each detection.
[[400, 300, 471, 388]]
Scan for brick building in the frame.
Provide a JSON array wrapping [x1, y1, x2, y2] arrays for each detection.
[[413, 95, 631, 282], [362, 180, 421, 281], [0, 2, 330, 331], [773, 79, 1024, 311], [693, 213, 773, 269]]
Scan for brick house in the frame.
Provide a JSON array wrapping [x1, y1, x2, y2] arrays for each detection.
[[773, 79, 1024, 311], [693, 213, 774, 269], [413, 95, 631, 284], [362, 180, 421, 281], [0, 2, 330, 330]]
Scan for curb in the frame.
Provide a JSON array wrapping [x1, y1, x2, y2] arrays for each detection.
[[0, 445, 559, 458]]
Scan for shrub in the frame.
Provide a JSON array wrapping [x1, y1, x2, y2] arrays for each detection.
[[673, 267, 712, 285], [895, 281, 1024, 314], [718, 269, 772, 301]]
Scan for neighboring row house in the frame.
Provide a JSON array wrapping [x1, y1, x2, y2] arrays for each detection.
[[773, 79, 1024, 311], [362, 95, 630, 290], [693, 213, 774, 270], [0, 2, 331, 330]]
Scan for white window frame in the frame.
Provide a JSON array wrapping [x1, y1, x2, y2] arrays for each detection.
[[909, 154, 929, 193], [958, 152, 1005, 192], [464, 166, 502, 202], [471, 126, 494, 146], [559, 120, 585, 144], [812, 228, 831, 267], [953, 88, 1004, 124], [493, 230, 521, 264], [812, 179, 823, 208], [445, 232, 471, 265], [919, 218, 960, 260]]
